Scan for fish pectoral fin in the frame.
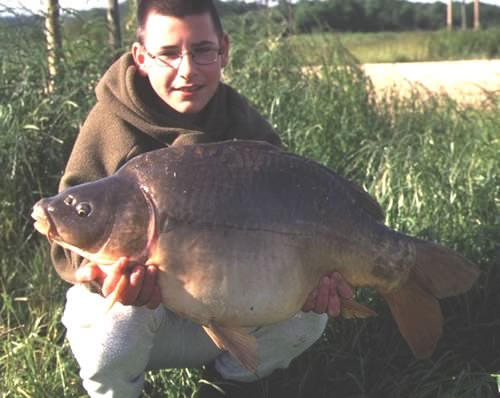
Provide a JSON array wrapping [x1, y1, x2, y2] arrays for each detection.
[[104, 273, 129, 312], [380, 278, 443, 359], [340, 297, 377, 319], [202, 324, 257, 373]]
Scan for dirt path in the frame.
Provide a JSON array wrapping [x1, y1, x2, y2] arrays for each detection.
[[362, 59, 500, 105]]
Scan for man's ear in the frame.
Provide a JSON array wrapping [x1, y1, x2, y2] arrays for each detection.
[[131, 42, 148, 77], [220, 33, 230, 68]]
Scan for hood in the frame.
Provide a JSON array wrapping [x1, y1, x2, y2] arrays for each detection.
[[94, 52, 230, 142]]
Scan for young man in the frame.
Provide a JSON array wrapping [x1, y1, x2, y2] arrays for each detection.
[[52, 1, 353, 396]]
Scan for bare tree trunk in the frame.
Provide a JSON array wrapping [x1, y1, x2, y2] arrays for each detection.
[[447, 0, 453, 31], [287, 0, 293, 34], [461, 0, 467, 30], [107, 0, 122, 52], [473, 0, 480, 31], [125, 0, 138, 35], [45, 0, 62, 93]]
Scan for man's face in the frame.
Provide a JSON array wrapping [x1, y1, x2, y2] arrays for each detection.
[[132, 12, 229, 114]]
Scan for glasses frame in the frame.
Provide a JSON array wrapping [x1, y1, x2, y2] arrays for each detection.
[[144, 46, 223, 69]]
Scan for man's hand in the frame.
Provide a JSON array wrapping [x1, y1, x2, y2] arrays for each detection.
[[302, 272, 354, 317], [75, 258, 162, 309]]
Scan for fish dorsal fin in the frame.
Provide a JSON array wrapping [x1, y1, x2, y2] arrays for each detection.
[[202, 324, 258, 373]]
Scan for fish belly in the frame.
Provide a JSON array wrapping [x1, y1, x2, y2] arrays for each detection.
[[154, 223, 330, 327]]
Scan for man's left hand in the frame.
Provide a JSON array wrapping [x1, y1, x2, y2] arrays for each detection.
[[302, 272, 354, 317]]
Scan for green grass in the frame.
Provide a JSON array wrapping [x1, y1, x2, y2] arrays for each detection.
[[290, 28, 500, 63], [1, 18, 499, 398]]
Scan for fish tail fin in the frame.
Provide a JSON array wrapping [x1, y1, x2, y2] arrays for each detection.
[[412, 238, 480, 299], [380, 239, 479, 358]]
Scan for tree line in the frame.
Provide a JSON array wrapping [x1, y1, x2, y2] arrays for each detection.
[[265, 0, 500, 33], [3, 0, 500, 93]]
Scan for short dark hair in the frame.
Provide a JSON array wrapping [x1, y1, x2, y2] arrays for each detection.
[[136, 0, 224, 44]]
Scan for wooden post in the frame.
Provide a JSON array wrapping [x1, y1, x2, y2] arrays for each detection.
[[461, 0, 467, 30], [107, 0, 122, 52], [287, 0, 293, 34], [45, 0, 62, 93], [447, 0, 453, 31], [473, 0, 480, 31]]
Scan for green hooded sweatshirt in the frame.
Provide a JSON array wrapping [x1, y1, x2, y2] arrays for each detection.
[[51, 52, 281, 283]]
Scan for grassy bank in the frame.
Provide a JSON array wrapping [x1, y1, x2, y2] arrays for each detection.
[[1, 19, 499, 398], [291, 28, 500, 63]]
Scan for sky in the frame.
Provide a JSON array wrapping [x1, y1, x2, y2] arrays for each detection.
[[1, 0, 500, 16]]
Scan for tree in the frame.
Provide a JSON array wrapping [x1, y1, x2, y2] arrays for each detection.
[[45, 0, 62, 93], [447, 0, 452, 30], [461, 0, 467, 30], [107, 0, 122, 53], [473, 0, 480, 30]]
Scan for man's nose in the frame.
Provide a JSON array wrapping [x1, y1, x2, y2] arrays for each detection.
[[177, 53, 196, 78]]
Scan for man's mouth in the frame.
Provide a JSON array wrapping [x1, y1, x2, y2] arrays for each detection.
[[175, 85, 203, 93]]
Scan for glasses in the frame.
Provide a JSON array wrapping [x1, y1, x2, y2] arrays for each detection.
[[145, 46, 223, 69]]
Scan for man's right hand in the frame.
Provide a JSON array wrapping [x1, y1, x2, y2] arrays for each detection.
[[75, 258, 162, 309]]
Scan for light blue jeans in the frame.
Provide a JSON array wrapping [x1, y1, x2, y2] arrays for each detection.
[[62, 284, 328, 398]]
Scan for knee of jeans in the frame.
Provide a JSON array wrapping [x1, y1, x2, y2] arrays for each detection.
[[281, 313, 328, 349], [63, 285, 165, 333], [249, 312, 328, 350], [63, 290, 165, 378], [66, 309, 157, 382]]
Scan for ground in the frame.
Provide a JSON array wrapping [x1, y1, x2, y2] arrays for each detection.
[[362, 59, 500, 106]]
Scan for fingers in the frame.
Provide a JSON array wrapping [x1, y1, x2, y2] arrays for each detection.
[[302, 272, 355, 317], [146, 284, 162, 309], [102, 260, 161, 308], [101, 258, 130, 297], [133, 266, 158, 307], [301, 276, 330, 314], [327, 276, 341, 317], [74, 262, 106, 285], [332, 272, 354, 299], [116, 265, 145, 305], [74, 258, 162, 308], [314, 276, 330, 314]]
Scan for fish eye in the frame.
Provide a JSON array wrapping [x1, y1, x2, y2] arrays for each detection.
[[75, 202, 93, 217], [64, 195, 76, 207]]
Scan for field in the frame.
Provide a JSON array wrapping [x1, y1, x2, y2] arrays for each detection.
[[295, 29, 500, 63], [1, 17, 499, 398], [363, 59, 500, 105]]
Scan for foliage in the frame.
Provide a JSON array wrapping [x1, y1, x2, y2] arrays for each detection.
[[428, 27, 500, 59], [1, 10, 499, 398], [291, 0, 500, 33]]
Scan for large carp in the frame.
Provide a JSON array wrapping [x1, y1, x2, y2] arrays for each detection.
[[32, 140, 479, 371]]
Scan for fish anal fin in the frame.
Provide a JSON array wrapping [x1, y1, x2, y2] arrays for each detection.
[[380, 278, 443, 359], [340, 297, 377, 319], [203, 324, 258, 373]]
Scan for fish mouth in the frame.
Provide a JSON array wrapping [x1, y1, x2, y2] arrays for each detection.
[[31, 202, 56, 239]]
